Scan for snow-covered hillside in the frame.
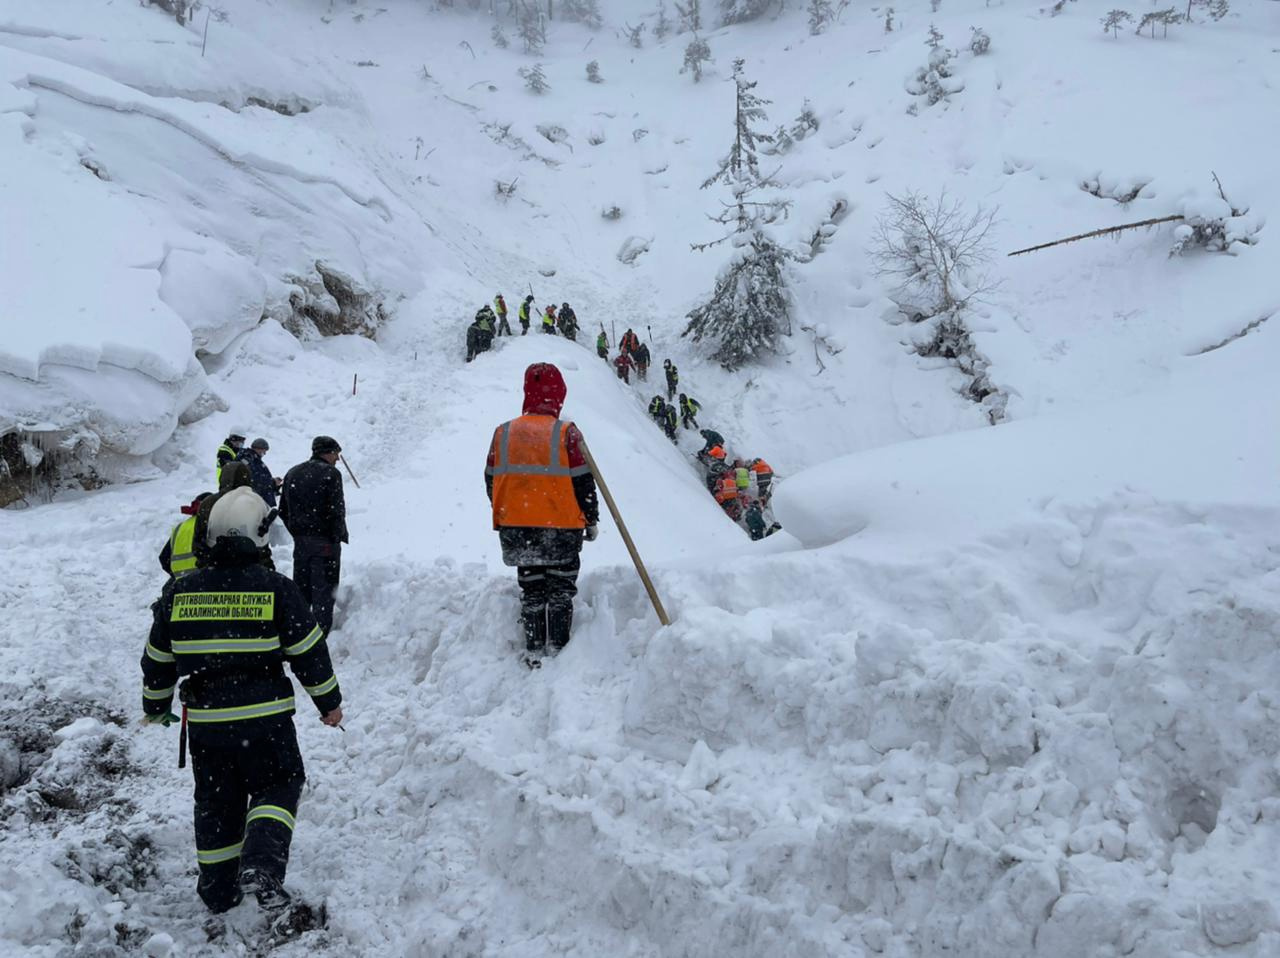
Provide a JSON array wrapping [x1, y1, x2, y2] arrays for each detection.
[[2, 0, 1279, 955]]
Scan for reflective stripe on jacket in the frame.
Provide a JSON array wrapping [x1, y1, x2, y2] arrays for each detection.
[[169, 518, 199, 576], [215, 444, 237, 485], [488, 416, 589, 529]]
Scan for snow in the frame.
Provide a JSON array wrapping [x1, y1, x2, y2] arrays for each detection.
[[3, 0, 1280, 955]]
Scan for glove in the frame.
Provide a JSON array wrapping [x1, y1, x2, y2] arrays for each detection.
[[584, 525, 599, 542], [143, 711, 180, 727]]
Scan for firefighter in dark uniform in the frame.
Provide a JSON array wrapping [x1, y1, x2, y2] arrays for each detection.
[[141, 487, 344, 913], [279, 436, 348, 636]]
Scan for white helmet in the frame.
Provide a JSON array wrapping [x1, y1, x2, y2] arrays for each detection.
[[206, 486, 270, 548]]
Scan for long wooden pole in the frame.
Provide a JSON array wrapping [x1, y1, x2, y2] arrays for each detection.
[[580, 440, 671, 626], [339, 454, 361, 489]]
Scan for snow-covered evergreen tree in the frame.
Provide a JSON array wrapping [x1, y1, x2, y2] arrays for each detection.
[[685, 59, 793, 368], [586, 59, 603, 82], [681, 35, 712, 81], [676, 0, 702, 32], [969, 26, 990, 54], [491, 22, 510, 47], [684, 233, 792, 369], [519, 62, 550, 93], [561, 0, 603, 28], [1101, 9, 1132, 36], [884, 6, 895, 32], [654, 0, 673, 38], [625, 21, 647, 47], [807, 0, 833, 35], [518, 2, 546, 53], [719, 0, 773, 26]]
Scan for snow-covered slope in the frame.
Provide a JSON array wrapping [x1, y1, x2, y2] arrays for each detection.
[[2, 0, 1280, 956]]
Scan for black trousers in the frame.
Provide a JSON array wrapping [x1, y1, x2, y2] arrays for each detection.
[[682, 412, 698, 429], [517, 554, 580, 652], [293, 536, 340, 635], [190, 717, 305, 913]]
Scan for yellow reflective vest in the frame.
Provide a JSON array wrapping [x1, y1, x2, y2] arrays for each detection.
[[168, 517, 199, 576], [215, 444, 237, 485]]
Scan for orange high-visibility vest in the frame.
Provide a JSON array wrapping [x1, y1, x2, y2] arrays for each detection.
[[707, 445, 726, 460], [713, 475, 738, 504], [750, 458, 773, 476], [489, 416, 589, 529]]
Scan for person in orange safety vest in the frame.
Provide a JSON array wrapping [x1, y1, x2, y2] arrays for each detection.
[[485, 363, 600, 666]]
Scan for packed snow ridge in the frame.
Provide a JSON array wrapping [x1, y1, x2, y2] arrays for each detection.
[[2, 0, 1280, 956]]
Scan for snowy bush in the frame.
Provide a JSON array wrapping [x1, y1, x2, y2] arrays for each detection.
[[624, 21, 647, 47], [141, 0, 195, 26], [681, 36, 713, 82], [1100, 9, 1132, 36], [884, 6, 895, 32], [587, 130, 606, 145], [684, 232, 793, 369], [491, 23, 510, 48], [969, 26, 990, 54], [1169, 194, 1261, 257], [518, 63, 550, 94], [494, 178, 519, 202], [871, 190, 998, 317], [586, 60, 603, 83], [602, 205, 624, 220]]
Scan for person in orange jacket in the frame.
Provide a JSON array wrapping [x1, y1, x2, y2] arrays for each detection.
[[748, 457, 774, 504], [712, 471, 742, 521], [485, 364, 600, 666]]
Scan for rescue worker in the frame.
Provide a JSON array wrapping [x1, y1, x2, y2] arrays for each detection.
[[748, 457, 774, 504], [662, 402, 679, 442], [485, 363, 599, 665], [542, 304, 558, 334], [648, 396, 666, 427], [141, 486, 344, 915], [558, 303, 579, 341], [519, 294, 534, 335], [216, 431, 246, 485], [679, 393, 701, 430], [238, 438, 279, 508], [494, 293, 512, 336], [159, 493, 212, 578], [713, 470, 741, 521], [696, 436, 727, 471], [193, 461, 274, 570], [634, 342, 651, 382], [664, 360, 679, 401], [596, 330, 609, 360], [619, 328, 640, 358], [613, 351, 634, 384], [280, 437, 348, 636]]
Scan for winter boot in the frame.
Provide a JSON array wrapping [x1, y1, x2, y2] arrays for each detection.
[[522, 606, 547, 655], [240, 868, 291, 913], [546, 604, 573, 654]]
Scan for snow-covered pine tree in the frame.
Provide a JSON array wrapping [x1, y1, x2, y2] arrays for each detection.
[[519, 62, 551, 93], [926, 23, 944, 48], [684, 233, 791, 369], [492, 22, 511, 47], [561, 0, 603, 28], [625, 21, 647, 47], [720, 0, 773, 26], [518, 1, 546, 53], [655, 0, 673, 38], [586, 59, 603, 82], [807, 0, 833, 35], [969, 26, 990, 53], [676, 0, 702, 32], [1101, 9, 1132, 36], [681, 35, 712, 81], [684, 59, 793, 368]]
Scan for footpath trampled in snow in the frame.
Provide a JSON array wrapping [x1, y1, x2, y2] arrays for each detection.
[[3, 0, 1280, 956]]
